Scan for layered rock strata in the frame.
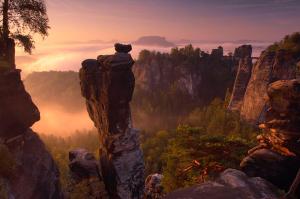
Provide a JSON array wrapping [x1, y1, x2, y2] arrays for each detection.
[[241, 79, 300, 192], [79, 44, 145, 199]]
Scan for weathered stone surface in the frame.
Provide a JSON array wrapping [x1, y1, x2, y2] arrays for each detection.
[[145, 174, 164, 199], [0, 69, 62, 199], [5, 129, 63, 199], [165, 169, 280, 199], [240, 149, 300, 190], [69, 148, 101, 180], [80, 45, 145, 199], [228, 45, 253, 111], [0, 69, 40, 139], [240, 50, 297, 124], [241, 79, 300, 193], [68, 148, 109, 199]]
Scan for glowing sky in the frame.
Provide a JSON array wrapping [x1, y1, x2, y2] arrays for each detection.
[[16, 0, 300, 74]]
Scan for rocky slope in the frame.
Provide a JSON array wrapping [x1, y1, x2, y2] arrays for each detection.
[[241, 79, 300, 195], [0, 69, 62, 199], [79, 44, 145, 199], [165, 169, 281, 199]]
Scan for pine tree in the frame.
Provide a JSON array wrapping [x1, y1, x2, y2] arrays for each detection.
[[0, 0, 49, 68]]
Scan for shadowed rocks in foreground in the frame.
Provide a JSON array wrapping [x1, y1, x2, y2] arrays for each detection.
[[241, 79, 300, 195], [67, 148, 109, 198], [79, 44, 145, 198], [165, 169, 280, 199], [0, 69, 63, 199]]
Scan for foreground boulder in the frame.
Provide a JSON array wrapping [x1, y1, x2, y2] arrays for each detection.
[[0, 69, 62, 199], [67, 148, 108, 198], [165, 169, 280, 199], [241, 79, 300, 192], [79, 44, 145, 198], [145, 174, 164, 199]]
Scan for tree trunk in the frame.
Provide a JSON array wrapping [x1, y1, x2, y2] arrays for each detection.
[[2, 0, 9, 40]]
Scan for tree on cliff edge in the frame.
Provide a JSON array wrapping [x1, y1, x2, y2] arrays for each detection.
[[0, 0, 49, 68]]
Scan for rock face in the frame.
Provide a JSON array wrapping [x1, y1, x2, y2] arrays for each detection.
[[241, 79, 300, 191], [228, 45, 253, 111], [0, 69, 62, 199], [165, 169, 280, 199], [240, 50, 297, 124], [0, 69, 40, 139], [145, 174, 164, 199], [68, 148, 109, 198], [133, 46, 236, 105], [69, 148, 102, 180], [79, 44, 145, 199], [6, 129, 63, 199]]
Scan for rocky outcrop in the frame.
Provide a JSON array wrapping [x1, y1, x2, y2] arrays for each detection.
[[5, 130, 63, 199], [165, 169, 281, 199], [240, 50, 297, 124], [228, 45, 253, 111], [241, 79, 300, 192], [0, 69, 62, 199], [79, 44, 145, 199], [68, 148, 108, 198], [145, 174, 164, 199], [0, 69, 40, 139], [133, 45, 235, 104]]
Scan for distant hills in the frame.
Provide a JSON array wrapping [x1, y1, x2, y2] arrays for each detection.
[[133, 36, 175, 47]]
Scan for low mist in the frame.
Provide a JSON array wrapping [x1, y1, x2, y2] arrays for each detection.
[[32, 102, 94, 137]]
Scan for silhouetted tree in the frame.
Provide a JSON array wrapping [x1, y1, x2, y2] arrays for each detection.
[[0, 0, 49, 68]]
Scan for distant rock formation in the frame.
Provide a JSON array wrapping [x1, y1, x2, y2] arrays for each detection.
[[228, 45, 253, 111], [68, 148, 108, 198], [133, 45, 235, 105], [165, 169, 281, 199], [241, 79, 300, 193], [80, 44, 145, 198], [0, 69, 62, 199], [133, 36, 175, 47], [240, 49, 297, 124]]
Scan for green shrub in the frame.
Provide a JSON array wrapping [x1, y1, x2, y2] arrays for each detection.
[[267, 32, 300, 58]]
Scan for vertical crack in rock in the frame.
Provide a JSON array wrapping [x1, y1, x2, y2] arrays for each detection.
[[79, 44, 145, 199], [228, 45, 253, 111]]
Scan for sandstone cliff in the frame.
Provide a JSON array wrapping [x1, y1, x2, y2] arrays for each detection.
[[240, 50, 297, 124], [79, 44, 145, 199], [228, 45, 253, 111], [0, 69, 62, 199]]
